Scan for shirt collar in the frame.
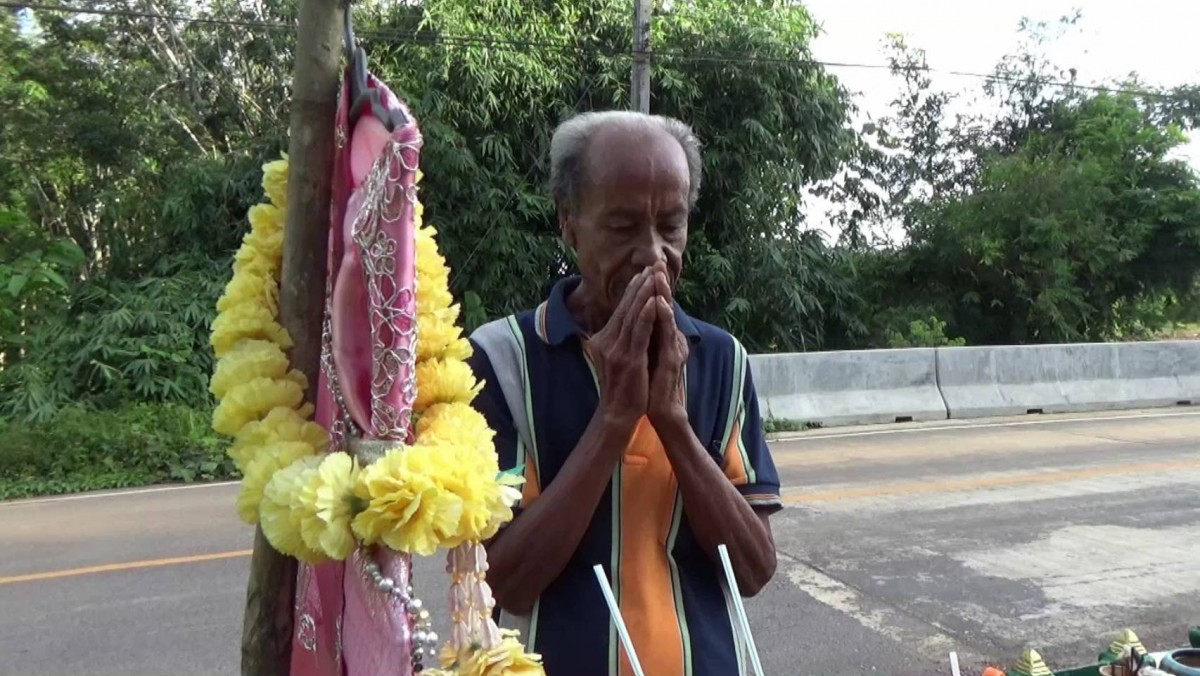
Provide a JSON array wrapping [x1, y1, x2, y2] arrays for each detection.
[[542, 275, 702, 347]]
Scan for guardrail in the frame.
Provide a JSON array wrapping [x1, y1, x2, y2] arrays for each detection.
[[750, 349, 947, 427], [750, 340, 1200, 428]]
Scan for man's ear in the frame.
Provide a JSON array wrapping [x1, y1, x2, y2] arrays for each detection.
[[558, 205, 577, 249]]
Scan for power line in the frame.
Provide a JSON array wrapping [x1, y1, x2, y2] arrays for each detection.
[[2, 1, 1193, 102]]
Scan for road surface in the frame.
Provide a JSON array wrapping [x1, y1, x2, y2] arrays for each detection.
[[2, 409, 1198, 675]]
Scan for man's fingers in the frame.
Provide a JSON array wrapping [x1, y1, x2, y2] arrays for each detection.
[[656, 296, 674, 334], [629, 296, 658, 353], [653, 268, 671, 301], [611, 268, 651, 323], [618, 271, 657, 332]]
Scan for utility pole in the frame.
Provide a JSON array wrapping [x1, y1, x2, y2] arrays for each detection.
[[631, 0, 651, 113], [241, 0, 341, 672]]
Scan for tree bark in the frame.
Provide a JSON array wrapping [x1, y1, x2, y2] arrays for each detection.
[[240, 0, 342, 674]]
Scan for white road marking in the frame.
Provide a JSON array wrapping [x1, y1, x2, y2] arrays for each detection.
[[0, 481, 240, 507], [770, 409, 1200, 443]]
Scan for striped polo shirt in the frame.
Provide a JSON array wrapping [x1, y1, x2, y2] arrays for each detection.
[[467, 275, 782, 676]]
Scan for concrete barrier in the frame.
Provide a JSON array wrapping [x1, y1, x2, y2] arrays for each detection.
[[749, 348, 948, 427], [935, 341, 1200, 419]]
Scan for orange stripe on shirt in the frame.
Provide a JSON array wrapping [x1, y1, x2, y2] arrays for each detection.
[[521, 459, 541, 507], [619, 417, 685, 676], [722, 417, 748, 486]]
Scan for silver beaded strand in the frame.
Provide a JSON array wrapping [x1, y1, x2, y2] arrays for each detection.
[[361, 554, 438, 671]]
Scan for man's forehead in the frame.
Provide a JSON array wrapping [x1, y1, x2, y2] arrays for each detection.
[[582, 124, 689, 181], [587, 121, 676, 154]]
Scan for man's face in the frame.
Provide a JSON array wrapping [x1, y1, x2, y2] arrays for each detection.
[[561, 125, 690, 316]]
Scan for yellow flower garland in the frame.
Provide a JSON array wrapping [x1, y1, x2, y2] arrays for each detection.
[[426, 630, 545, 676], [210, 158, 510, 554], [210, 156, 540, 673]]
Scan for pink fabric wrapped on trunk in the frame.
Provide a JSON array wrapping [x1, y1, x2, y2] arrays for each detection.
[[289, 70, 423, 676]]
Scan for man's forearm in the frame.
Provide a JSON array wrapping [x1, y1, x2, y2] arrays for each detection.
[[485, 411, 634, 614], [655, 412, 777, 596]]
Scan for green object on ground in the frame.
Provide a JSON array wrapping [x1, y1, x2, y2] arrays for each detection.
[[1099, 629, 1147, 664], [1011, 649, 1055, 676]]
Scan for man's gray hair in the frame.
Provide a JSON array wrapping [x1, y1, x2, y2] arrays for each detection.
[[549, 110, 703, 211]]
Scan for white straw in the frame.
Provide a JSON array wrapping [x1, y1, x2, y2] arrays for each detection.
[[717, 544, 765, 676], [950, 652, 961, 676], [592, 564, 646, 676]]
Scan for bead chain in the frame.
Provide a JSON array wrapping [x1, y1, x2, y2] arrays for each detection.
[[362, 553, 438, 671]]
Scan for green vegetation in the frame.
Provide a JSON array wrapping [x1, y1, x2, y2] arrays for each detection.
[[2, 2, 1200, 495], [762, 418, 818, 435], [0, 403, 232, 500]]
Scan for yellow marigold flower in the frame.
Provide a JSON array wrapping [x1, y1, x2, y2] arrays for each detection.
[[238, 203, 286, 267], [417, 307, 466, 362], [437, 445, 503, 547], [210, 340, 290, 400], [415, 358, 482, 413], [261, 455, 327, 563], [213, 376, 306, 437], [298, 452, 360, 560], [228, 406, 324, 472], [248, 201, 285, 238], [284, 368, 309, 392], [352, 445, 463, 556], [443, 336, 473, 362], [416, 228, 455, 315], [418, 286, 456, 318], [457, 630, 545, 676], [472, 448, 522, 540], [415, 402, 493, 450], [217, 267, 279, 317], [210, 303, 292, 358], [236, 441, 318, 524], [232, 231, 281, 278], [262, 155, 289, 210]]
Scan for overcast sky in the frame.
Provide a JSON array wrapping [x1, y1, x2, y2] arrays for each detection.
[[798, 0, 1200, 238]]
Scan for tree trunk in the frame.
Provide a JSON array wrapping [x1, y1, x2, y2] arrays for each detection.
[[240, 0, 342, 673]]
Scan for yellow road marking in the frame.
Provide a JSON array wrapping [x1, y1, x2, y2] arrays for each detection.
[[0, 550, 252, 585], [783, 458, 1200, 505]]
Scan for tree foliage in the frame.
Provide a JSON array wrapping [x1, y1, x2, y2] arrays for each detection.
[[827, 17, 1200, 346], [3, 2, 1200, 434], [358, 0, 857, 351], [0, 0, 857, 420]]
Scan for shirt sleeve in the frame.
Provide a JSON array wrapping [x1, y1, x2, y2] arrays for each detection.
[[467, 340, 520, 465], [719, 346, 783, 513], [467, 338, 537, 514]]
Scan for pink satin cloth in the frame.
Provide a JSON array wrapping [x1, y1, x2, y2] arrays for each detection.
[[289, 70, 423, 676]]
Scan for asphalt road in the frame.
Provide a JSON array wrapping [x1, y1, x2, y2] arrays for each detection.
[[2, 409, 1198, 675]]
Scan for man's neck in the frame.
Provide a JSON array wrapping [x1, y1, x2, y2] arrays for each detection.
[[564, 279, 610, 337]]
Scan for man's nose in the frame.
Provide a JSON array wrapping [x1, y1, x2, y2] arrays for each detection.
[[630, 228, 668, 268]]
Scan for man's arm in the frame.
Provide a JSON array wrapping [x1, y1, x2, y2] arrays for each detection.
[[482, 269, 661, 614], [655, 414, 777, 596], [485, 411, 635, 614], [649, 295, 780, 596]]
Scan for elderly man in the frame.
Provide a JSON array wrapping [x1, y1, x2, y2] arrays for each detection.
[[467, 111, 780, 676]]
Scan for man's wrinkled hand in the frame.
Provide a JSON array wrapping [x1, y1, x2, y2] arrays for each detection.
[[648, 268, 689, 427], [589, 267, 658, 430]]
